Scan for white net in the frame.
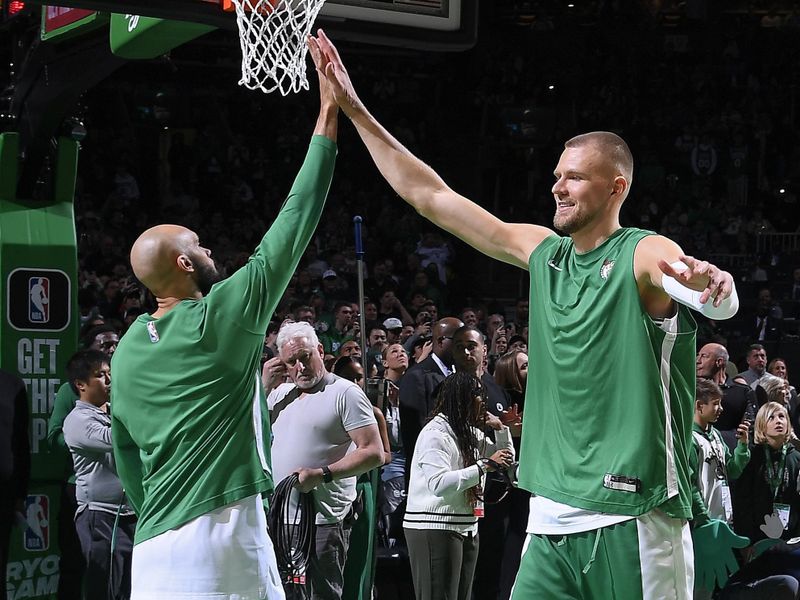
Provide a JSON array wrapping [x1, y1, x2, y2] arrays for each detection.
[[230, 0, 327, 95]]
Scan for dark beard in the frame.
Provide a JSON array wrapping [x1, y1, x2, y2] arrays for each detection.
[[196, 261, 222, 296]]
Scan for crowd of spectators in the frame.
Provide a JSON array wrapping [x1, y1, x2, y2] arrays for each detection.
[[67, 1, 800, 361], [34, 0, 800, 598]]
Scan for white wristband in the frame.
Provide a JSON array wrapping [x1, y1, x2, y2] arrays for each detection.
[[661, 261, 739, 320]]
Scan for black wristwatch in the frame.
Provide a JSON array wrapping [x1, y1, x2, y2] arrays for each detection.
[[322, 466, 333, 483]]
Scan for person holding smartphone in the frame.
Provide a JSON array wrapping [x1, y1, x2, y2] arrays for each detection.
[[730, 402, 800, 588], [697, 342, 758, 451], [690, 379, 751, 598]]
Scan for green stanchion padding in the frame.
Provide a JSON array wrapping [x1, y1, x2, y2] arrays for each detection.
[[342, 469, 380, 600], [110, 14, 216, 59], [1, 133, 80, 600], [0, 135, 79, 479]]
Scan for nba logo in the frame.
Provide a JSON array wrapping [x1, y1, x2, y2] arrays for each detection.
[[9, 268, 68, 331], [24, 495, 49, 551], [28, 276, 50, 323]]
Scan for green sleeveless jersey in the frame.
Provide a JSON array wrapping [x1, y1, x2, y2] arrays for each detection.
[[111, 136, 337, 544], [519, 228, 696, 518]]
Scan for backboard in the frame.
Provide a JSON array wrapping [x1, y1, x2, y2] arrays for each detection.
[[319, 0, 477, 50], [323, 0, 464, 32], [33, 0, 477, 51]]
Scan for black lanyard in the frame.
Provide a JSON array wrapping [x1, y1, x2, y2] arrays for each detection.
[[764, 444, 788, 501], [706, 428, 728, 480]]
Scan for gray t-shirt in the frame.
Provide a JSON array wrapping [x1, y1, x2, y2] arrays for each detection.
[[268, 373, 377, 524], [63, 401, 132, 515]]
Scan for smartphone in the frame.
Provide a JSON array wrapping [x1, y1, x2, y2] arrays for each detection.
[[365, 377, 382, 407]]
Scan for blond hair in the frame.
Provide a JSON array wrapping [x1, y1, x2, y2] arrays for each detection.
[[754, 401, 793, 445]]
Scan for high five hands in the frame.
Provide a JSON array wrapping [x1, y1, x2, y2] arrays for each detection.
[[307, 30, 361, 117]]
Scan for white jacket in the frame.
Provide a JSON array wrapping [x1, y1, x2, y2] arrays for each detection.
[[403, 414, 514, 535]]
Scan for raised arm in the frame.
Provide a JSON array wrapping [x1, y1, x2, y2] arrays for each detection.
[[207, 60, 338, 332], [308, 31, 553, 269]]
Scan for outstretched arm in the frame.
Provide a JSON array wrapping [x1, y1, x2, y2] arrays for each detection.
[[308, 31, 553, 269]]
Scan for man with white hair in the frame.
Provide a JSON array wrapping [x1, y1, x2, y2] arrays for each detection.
[[269, 321, 383, 600]]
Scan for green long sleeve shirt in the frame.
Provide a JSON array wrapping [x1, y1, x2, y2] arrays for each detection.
[[111, 136, 337, 544], [47, 382, 79, 484]]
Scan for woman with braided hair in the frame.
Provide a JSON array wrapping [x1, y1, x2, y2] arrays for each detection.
[[402, 371, 514, 600]]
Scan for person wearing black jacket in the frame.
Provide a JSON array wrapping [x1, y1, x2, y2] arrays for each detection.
[[0, 369, 30, 598], [397, 316, 462, 485], [449, 326, 517, 600], [697, 342, 758, 451], [732, 402, 800, 582], [493, 350, 529, 600]]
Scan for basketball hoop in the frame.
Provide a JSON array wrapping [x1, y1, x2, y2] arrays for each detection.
[[226, 0, 326, 95]]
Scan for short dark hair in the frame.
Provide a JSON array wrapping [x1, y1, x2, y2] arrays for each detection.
[[748, 344, 765, 354], [292, 304, 314, 316], [508, 334, 526, 347], [696, 378, 722, 405], [77, 288, 97, 310], [411, 336, 429, 351], [66, 349, 109, 396], [333, 301, 352, 314], [79, 324, 118, 349], [332, 355, 362, 377], [378, 281, 399, 295], [453, 325, 483, 344]]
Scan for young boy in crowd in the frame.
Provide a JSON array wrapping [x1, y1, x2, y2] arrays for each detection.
[[691, 378, 751, 527], [63, 349, 135, 600], [691, 378, 751, 599]]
